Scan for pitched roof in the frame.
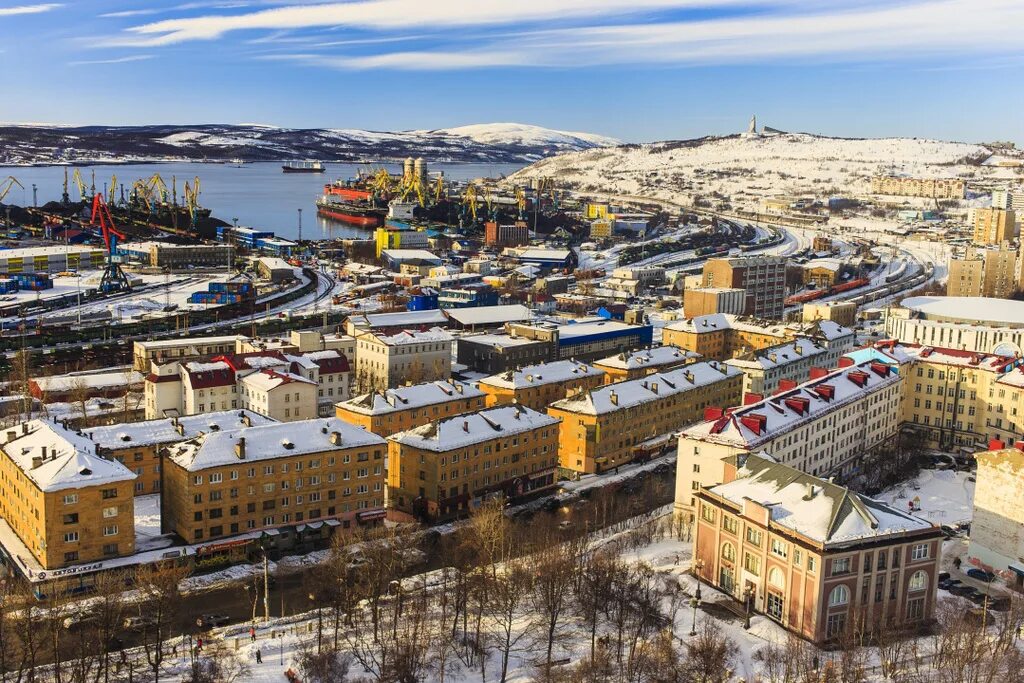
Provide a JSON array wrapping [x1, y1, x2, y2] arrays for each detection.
[[2, 420, 136, 492], [83, 410, 276, 450], [479, 360, 603, 390], [593, 345, 700, 371], [339, 380, 484, 416], [389, 405, 558, 451]]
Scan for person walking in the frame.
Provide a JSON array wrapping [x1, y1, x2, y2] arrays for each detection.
[[255, 648, 262, 664], [250, 626, 256, 642]]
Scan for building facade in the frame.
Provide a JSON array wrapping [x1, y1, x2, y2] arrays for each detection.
[[692, 454, 941, 643], [548, 361, 744, 475], [478, 360, 605, 411], [663, 314, 854, 364], [870, 175, 966, 199], [593, 346, 702, 383], [335, 380, 486, 437], [683, 287, 746, 318], [973, 208, 1017, 245], [947, 245, 1018, 299], [162, 418, 387, 542], [388, 405, 559, 521], [802, 301, 857, 328], [354, 327, 453, 391], [968, 446, 1024, 581], [702, 255, 787, 319], [725, 339, 829, 398]]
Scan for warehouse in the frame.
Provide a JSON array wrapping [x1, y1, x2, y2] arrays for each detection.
[[0, 245, 104, 275]]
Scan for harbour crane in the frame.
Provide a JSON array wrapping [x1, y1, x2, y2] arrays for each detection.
[[0, 176, 24, 203], [62, 168, 70, 205], [107, 173, 118, 205], [90, 193, 131, 293], [461, 184, 478, 223], [71, 169, 88, 201], [433, 175, 446, 204], [184, 177, 202, 230], [515, 186, 527, 219]]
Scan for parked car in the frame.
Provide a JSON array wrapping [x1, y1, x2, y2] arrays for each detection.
[[949, 584, 975, 597], [938, 571, 951, 582], [123, 615, 157, 631], [196, 614, 231, 630], [966, 568, 996, 583], [938, 578, 961, 591], [63, 610, 100, 630], [940, 525, 958, 538]]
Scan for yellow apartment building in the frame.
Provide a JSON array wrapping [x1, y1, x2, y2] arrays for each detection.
[[0, 420, 136, 571], [335, 380, 485, 437], [388, 405, 559, 521], [547, 360, 743, 475], [593, 346, 701, 383], [162, 417, 387, 543], [478, 360, 605, 411]]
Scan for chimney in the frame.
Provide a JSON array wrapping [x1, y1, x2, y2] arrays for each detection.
[[609, 391, 618, 406], [31, 456, 43, 469], [41, 446, 47, 459], [21, 423, 28, 435], [235, 437, 246, 459], [462, 420, 469, 432], [6, 431, 15, 443], [650, 382, 658, 394], [794, 345, 803, 356], [242, 413, 252, 427], [330, 431, 343, 445], [803, 482, 816, 500]]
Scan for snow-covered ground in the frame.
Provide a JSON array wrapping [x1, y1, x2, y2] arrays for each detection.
[[134, 493, 173, 553], [876, 468, 975, 527]]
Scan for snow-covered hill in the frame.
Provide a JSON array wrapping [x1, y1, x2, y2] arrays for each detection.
[[510, 131, 1013, 209], [0, 122, 618, 166]]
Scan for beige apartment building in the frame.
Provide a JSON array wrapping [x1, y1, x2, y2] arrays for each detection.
[[973, 208, 1017, 245], [134, 335, 246, 372], [676, 360, 902, 514], [968, 446, 1024, 581], [0, 420, 137, 571], [354, 327, 453, 391], [239, 369, 317, 422], [683, 287, 746, 318], [593, 346, 702, 383], [162, 418, 387, 542], [548, 361, 744, 475], [336, 380, 486, 437], [802, 301, 857, 328], [388, 405, 560, 521], [478, 360, 605, 411], [724, 338, 829, 398], [662, 314, 855, 364], [870, 175, 966, 199], [947, 245, 1018, 298], [693, 454, 941, 643]]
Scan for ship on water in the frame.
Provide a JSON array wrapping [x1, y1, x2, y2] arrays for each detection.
[[316, 180, 386, 227], [282, 160, 325, 173]]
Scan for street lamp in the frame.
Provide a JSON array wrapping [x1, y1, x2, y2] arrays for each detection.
[[743, 585, 753, 630], [277, 632, 283, 665], [689, 595, 701, 636], [693, 558, 704, 602]]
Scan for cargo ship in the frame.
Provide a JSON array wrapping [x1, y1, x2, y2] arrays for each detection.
[[316, 195, 385, 228], [282, 160, 325, 173]]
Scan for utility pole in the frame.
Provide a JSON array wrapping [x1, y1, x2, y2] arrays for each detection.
[[263, 553, 270, 623], [297, 208, 303, 243], [31, 184, 37, 208]]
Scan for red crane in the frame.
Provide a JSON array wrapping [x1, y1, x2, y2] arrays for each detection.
[[90, 193, 131, 292]]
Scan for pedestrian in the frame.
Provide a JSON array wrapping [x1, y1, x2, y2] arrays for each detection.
[[250, 626, 256, 642], [197, 637, 203, 651], [255, 648, 262, 664]]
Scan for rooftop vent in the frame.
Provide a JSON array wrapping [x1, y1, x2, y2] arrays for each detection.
[[281, 439, 295, 450]]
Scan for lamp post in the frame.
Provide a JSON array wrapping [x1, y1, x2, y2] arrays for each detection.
[[743, 585, 753, 630], [277, 632, 283, 665], [689, 595, 701, 636]]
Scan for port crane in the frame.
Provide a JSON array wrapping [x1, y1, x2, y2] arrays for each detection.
[[433, 175, 446, 204], [71, 169, 89, 202], [184, 177, 201, 230], [0, 176, 24, 204], [461, 184, 479, 224], [90, 193, 131, 293], [515, 186, 527, 219]]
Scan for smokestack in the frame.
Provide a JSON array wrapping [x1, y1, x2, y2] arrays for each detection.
[[235, 437, 246, 460]]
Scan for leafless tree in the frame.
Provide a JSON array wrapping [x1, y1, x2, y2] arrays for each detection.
[[529, 532, 580, 679], [482, 559, 532, 683], [679, 619, 738, 683], [136, 563, 190, 683], [182, 639, 250, 683], [66, 377, 91, 428], [294, 640, 351, 683]]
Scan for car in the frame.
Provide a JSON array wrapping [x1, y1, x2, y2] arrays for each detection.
[[938, 578, 961, 591], [653, 463, 671, 475], [196, 614, 231, 629], [541, 498, 561, 513], [63, 611, 100, 630], [123, 615, 158, 631], [966, 568, 996, 582], [940, 525, 958, 538], [557, 520, 572, 531], [949, 584, 975, 597], [938, 571, 951, 582]]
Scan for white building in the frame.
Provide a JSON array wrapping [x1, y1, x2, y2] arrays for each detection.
[[969, 446, 1024, 577], [239, 369, 318, 422], [725, 339, 830, 397], [885, 296, 1024, 355], [675, 360, 902, 514], [354, 327, 453, 391]]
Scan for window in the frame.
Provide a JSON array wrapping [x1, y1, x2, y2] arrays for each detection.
[[63, 532, 79, 543], [209, 473, 223, 484], [62, 494, 78, 505], [103, 506, 118, 518], [103, 525, 118, 536], [770, 539, 788, 559], [908, 570, 928, 592], [828, 585, 849, 607], [907, 597, 925, 621], [101, 488, 117, 499], [63, 513, 79, 524], [766, 593, 784, 620], [64, 551, 79, 563], [193, 475, 203, 485], [831, 558, 851, 576], [767, 566, 785, 590], [700, 505, 716, 523], [743, 552, 761, 576], [746, 528, 763, 546], [911, 543, 929, 561], [722, 516, 738, 534], [826, 613, 846, 638], [721, 543, 736, 562], [807, 557, 817, 573]]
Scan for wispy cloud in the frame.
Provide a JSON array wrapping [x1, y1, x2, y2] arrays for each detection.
[[69, 54, 153, 65], [0, 3, 62, 16]]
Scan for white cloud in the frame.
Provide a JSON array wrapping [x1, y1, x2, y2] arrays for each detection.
[[0, 3, 62, 16], [69, 54, 154, 65]]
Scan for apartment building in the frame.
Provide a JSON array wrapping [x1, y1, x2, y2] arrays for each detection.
[[968, 445, 1024, 580], [162, 418, 387, 543], [947, 245, 1018, 298], [478, 360, 605, 411], [336, 380, 486, 437], [973, 208, 1017, 245], [701, 255, 787, 319], [605, 266, 666, 296], [239, 369, 317, 422], [802, 301, 857, 328], [683, 287, 746, 318], [692, 454, 941, 643], [593, 346, 702, 382], [870, 175, 966, 199], [725, 339, 829, 398], [676, 360, 902, 514], [388, 405, 560, 521], [144, 350, 351, 420], [133, 335, 247, 372], [0, 420, 136, 571], [548, 361, 744, 475], [83, 410, 276, 494], [354, 327, 453, 391], [993, 189, 1024, 212], [663, 314, 854, 364]]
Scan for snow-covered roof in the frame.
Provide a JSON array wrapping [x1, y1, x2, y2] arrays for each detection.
[[257, 256, 294, 271], [725, 339, 827, 371], [861, 341, 1016, 372], [549, 361, 741, 416], [340, 380, 484, 415], [682, 360, 900, 448], [458, 333, 546, 349], [803, 258, 843, 272], [559, 319, 645, 341], [136, 335, 245, 350], [168, 417, 385, 471], [665, 314, 852, 343], [2, 420, 136, 493], [707, 453, 935, 547], [370, 327, 453, 346], [32, 370, 144, 394], [240, 369, 316, 392], [593, 345, 700, 371], [515, 248, 572, 261], [83, 410, 276, 450], [389, 404, 558, 451], [445, 305, 534, 327], [900, 295, 1024, 326], [349, 309, 448, 329], [479, 360, 603, 390], [381, 249, 442, 262]]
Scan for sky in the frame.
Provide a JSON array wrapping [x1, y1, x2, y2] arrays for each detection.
[[1, 0, 1023, 144]]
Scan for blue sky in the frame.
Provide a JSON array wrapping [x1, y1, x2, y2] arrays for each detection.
[[2, 0, 1023, 143]]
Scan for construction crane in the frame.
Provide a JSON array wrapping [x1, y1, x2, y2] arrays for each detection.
[[62, 168, 70, 205], [146, 173, 170, 204], [0, 176, 24, 203], [90, 193, 131, 293], [71, 169, 88, 202]]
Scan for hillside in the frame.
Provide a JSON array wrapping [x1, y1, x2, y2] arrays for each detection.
[[510, 131, 1017, 209], [0, 122, 618, 166]]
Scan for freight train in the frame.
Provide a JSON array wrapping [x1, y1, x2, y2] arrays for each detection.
[[784, 277, 871, 306]]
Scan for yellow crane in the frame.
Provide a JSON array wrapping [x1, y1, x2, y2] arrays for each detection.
[[433, 175, 445, 204], [462, 184, 478, 222], [515, 186, 527, 217], [107, 173, 118, 205], [370, 167, 394, 198], [0, 176, 24, 203], [184, 176, 202, 227], [131, 179, 152, 212], [146, 173, 170, 203], [399, 174, 425, 206], [71, 169, 88, 201]]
